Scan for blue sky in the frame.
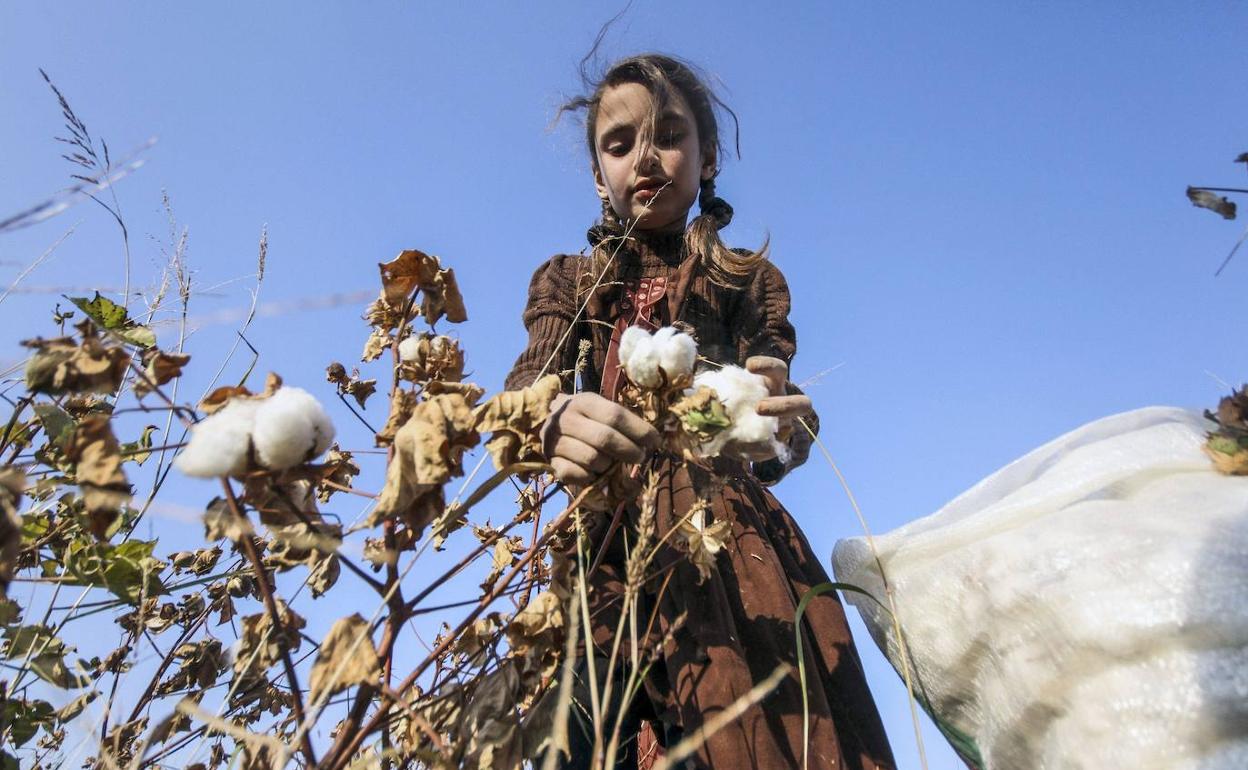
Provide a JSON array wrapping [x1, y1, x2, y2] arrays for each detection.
[[3, 3, 1247, 767]]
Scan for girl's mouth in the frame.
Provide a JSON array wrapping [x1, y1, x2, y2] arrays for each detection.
[[633, 180, 670, 203]]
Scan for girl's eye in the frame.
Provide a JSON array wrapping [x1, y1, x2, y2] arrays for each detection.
[[604, 140, 631, 157], [657, 131, 686, 148]]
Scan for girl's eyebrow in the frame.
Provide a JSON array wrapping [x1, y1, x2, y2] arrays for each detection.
[[599, 109, 689, 139]]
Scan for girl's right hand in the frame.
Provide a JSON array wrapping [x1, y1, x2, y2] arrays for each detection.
[[541, 392, 660, 485]]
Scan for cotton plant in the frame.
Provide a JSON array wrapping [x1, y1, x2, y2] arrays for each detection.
[[175, 376, 336, 478], [618, 324, 788, 463]]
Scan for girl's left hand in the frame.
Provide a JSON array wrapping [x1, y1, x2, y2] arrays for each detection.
[[746, 356, 812, 438]]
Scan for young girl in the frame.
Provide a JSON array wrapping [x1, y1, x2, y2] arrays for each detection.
[[506, 54, 895, 770]]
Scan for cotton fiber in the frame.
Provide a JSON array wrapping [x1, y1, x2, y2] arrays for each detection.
[[620, 325, 696, 388], [176, 387, 335, 478], [252, 387, 336, 470], [174, 399, 261, 478], [397, 335, 421, 362], [692, 366, 788, 462]]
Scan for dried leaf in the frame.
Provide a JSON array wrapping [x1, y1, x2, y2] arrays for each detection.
[[399, 333, 465, 383], [202, 497, 253, 542], [328, 361, 378, 407], [309, 614, 381, 702], [198, 372, 281, 415], [505, 591, 564, 679], [64, 414, 130, 538], [0, 469, 23, 598], [54, 691, 96, 723], [315, 444, 361, 503], [677, 502, 731, 583], [375, 388, 417, 447], [378, 250, 468, 326], [671, 387, 731, 442], [234, 601, 305, 680], [23, 335, 130, 396], [473, 374, 561, 472], [135, 349, 190, 398], [371, 393, 480, 538], [1187, 186, 1237, 220], [462, 663, 522, 770]]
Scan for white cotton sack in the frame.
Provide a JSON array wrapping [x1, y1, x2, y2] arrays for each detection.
[[692, 365, 788, 462], [620, 325, 697, 388], [832, 407, 1248, 770], [252, 387, 336, 471], [174, 399, 261, 478]]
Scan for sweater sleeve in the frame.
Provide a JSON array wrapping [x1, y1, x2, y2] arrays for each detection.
[[736, 261, 820, 483], [504, 255, 581, 393]]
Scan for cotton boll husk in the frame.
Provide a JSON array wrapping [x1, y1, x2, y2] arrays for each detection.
[[252, 387, 336, 471], [397, 336, 420, 362], [692, 366, 788, 461], [653, 327, 697, 380], [174, 399, 261, 478]]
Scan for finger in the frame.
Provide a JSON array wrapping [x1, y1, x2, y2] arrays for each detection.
[[551, 457, 593, 486], [755, 395, 812, 418], [551, 434, 612, 474], [581, 398, 662, 450], [560, 411, 648, 463], [745, 356, 788, 395]]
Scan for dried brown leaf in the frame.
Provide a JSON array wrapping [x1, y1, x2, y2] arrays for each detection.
[[23, 335, 130, 396], [371, 393, 480, 537], [309, 614, 381, 702], [0, 469, 23, 597], [65, 414, 130, 538], [473, 374, 561, 473], [677, 502, 731, 584], [135, 349, 190, 398], [1187, 186, 1238, 220]]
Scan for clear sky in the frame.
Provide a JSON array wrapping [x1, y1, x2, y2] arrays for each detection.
[[3, 3, 1247, 768]]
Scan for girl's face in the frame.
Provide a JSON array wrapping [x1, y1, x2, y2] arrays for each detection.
[[592, 81, 716, 234]]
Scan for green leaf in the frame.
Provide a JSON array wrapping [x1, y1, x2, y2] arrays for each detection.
[[0, 698, 54, 747], [68, 292, 127, 329], [0, 598, 21, 625], [62, 538, 165, 604], [1, 625, 87, 689], [1208, 434, 1241, 456], [67, 292, 156, 348], [32, 403, 75, 450]]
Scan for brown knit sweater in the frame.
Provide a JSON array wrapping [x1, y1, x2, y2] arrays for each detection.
[[505, 231, 817, 478]]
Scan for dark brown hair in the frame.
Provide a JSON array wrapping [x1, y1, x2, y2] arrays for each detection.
[[559, 53, 768, 291]]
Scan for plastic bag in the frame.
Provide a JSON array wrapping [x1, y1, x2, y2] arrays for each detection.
[[832, 407, 1248, 769]]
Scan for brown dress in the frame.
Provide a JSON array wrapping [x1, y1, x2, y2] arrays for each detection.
[[506, 232, 895, 770]]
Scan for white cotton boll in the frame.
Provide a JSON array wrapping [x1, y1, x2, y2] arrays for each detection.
[[653, 327, 697, 380], [397, 335, 420, 362], [619, 325, 648, 367], [174, 399, 261, 478], [626, 343, 662, 388], [621, 325, 697, 387], [620, 327, 662, 387], [693, 365, 788, 461], [251, 387, 336, 471]]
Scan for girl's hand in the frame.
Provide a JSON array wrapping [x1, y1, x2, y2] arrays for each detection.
[[746, 356, 812, 439], [541, 392, 660, 485]]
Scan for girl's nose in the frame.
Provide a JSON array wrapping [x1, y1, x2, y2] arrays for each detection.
[[635, 141, 661, 174]]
